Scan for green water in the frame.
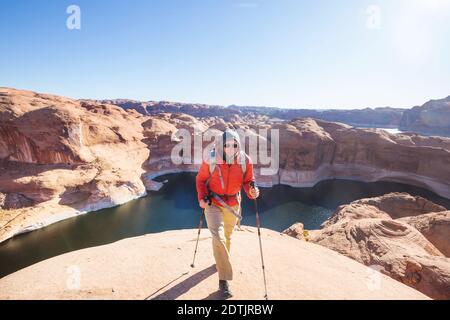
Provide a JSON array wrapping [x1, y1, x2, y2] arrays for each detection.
[[0, 172, 449, 278]]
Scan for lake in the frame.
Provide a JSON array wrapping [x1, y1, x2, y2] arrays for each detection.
[[355, 126, 403, 134], [0, 172, 449, 278]]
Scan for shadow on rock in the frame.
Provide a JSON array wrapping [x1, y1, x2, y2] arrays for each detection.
[[149, 264, 217, 300]]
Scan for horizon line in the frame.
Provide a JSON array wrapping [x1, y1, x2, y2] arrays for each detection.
[[2, 86, 448, 111]]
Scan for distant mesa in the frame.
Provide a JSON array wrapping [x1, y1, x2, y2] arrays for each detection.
[[400, 96, 450, 137], [98, 99, 406, 129]]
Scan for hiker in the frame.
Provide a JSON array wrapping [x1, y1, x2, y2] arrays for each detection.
[[196, 129, 260, 298]]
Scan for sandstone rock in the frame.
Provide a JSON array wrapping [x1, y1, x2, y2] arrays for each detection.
[[282, 222, 305, 240], [1, 88, 449, 300], [0, 88, 149, 242], [310, 218, 450, 299], [391, 132, 450, 150], [260, 118, 450, 199], [104, 99, 405, 128], [309, 193, 450, 299], [400, 96, 450, 137], [142, 177, 164, 191], [399, 211, 450, 258], [321, 202, 390, 229], [321, 193, 447, 228], [360, 193, 447, 218], [0, 228, 428, 300], [1, 87, 450, 245], [0, 192, 34, 209]]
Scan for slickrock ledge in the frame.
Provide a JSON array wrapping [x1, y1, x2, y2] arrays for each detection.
[[0, 227, 429, 300]]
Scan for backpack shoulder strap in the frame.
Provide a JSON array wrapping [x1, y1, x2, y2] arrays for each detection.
[[206, 149, 225, 189], [209, 149, 216, 176], [239, 151, 248, 176]]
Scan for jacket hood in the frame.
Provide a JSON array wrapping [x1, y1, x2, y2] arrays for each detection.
[[223, 129, 241, 148], [214, 129, 244, 164]]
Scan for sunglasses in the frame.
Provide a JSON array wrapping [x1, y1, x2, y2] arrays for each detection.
[[224, 143, 238, 148]]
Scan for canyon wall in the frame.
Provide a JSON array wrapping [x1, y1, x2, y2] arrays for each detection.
[[99, 98, 404, 128], [1, 87, 449, 244], [0, 88, 150, 241], [400, 96, 450, 137]]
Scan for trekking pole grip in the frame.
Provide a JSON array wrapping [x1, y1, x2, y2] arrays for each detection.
[[204, 195, 212, 206]]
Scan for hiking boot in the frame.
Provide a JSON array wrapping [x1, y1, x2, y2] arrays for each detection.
[[219, 280, 233, 298]]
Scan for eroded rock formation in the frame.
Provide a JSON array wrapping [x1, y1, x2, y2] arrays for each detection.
[[400, 96, 450, 137], [300, 193, 450, 299], [1, 88, 450, 244], [0, 88, 149, 241]]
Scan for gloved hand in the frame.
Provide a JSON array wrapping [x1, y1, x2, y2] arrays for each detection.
[[199, 199, 208, 209], [249, 186, 260, 199]]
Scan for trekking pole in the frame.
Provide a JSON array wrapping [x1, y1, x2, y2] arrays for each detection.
[[191, 196, 211, 268], [250, 181, 268, 300]]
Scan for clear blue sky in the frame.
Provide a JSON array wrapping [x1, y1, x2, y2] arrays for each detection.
[[1, 0, 449, 109]]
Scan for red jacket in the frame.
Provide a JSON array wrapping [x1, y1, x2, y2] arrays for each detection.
[[196, 153, 255, 207]]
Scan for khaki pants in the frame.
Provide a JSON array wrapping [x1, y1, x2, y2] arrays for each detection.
[[204, 203, 240, 281]]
